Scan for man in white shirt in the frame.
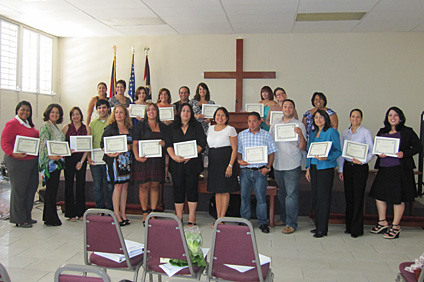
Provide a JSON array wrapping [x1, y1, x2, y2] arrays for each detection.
[[270, 99, 306, 234]]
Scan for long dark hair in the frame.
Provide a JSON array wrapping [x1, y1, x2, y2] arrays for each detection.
[[381, 106, 405, 133], [194, 82, 210, 101], [15, 100, 34, 127], [173, 103, 196, 129], [312, 109, 331, 132]]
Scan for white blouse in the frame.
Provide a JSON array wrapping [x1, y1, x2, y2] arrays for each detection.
[[207, 125, 237, 148]]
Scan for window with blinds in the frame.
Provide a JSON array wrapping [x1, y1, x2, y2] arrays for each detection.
[[0, 20, 18, 90]]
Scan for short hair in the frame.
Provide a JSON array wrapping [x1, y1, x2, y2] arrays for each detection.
[[135, 86, 147, 102], [144, 102, 160, 124], [97, 82, 107, 90], [311, 92, 327, 107], [248, 111, 261, 121], [382, 106, 406, 133], [173, 103, 197, 129], [260, 86, 273, 100], [282, 99, 295, 108], [179, 86, 190, 94], [96, 99, 110, 109], [43, 103, 64, 124], [15, 100, 34, 127], [194, 82, 210, 101], [157, 88, 172, 104], [116, 79, 126, 90], [108, 104, 132, 129], [273, 87, 286, 97], [213, 107, 230, 125], [69, 106, 84, 123], [312, 109, 331, 132]]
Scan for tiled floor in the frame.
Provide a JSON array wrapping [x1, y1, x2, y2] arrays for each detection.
[[0, 180, 423, 282]]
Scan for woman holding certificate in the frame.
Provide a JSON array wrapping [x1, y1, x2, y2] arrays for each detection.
[[189, 82, 215, 135], [369, 107, 422, 239], [165, 103, 207, 225], [1, 101, 39, 228], [305, 110, 342, 238], [87, 82, 108, 125], [265, 87, 298, 127], [132, 86, 149, 127], [258, 86, 276, 131], [302, 92, 338, 138], [337, 109, 374, 238], [207, 107, 239, 225], [62, 107, 90, 222], [157, 88, 175, 125], [101, 104, 133, 226], [108, 80, 131, 108], [39, 104, 66, 226], [132, 103, 168, 226]]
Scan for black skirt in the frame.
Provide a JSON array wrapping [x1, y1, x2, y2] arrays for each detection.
[[369, 165, 417, 204], [207, 146, 239, 193]]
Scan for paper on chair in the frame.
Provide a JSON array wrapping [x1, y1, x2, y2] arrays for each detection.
[[94, 240, 144, 263], [224, 254, 271, 273], [159, 263, 188, 277]]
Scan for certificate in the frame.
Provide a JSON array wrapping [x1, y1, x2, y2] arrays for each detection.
[[129, 104, 146, 118], [159, 107, 174, 121], [138, 139, 162, 158], [201, 104, 220, 118], [70, 135, 92, 152], [245, 146, 268, 164], [91, 148, 105, 165], [275, 124, 298, 142], [245, 103, 264, 117], [342, 140, 368, 163], [13, 135, 40, 156], [46, 141, 71, 156], [307, 141, 332, 158], [174, 140, 197, 159], [103, 135, 128, 154], [372, 136, 400, 157], [270, 111, 283, 124]]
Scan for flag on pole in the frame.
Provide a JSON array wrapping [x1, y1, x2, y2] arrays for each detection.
[[143, 52, 151, 101], [128, 51, 135, 102], [109, 46, 117, 98]]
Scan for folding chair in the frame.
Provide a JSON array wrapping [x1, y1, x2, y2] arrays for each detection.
[[207, 217, 273, 282], [396, 262, 424, 282], [0, 263, 11, 282], [141, 212, 205, 282], [54, 264, 111, 282], [83, 208, 143, 282]]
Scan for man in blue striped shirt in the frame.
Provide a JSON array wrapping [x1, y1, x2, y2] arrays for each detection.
[[238, 112, 278, 233]]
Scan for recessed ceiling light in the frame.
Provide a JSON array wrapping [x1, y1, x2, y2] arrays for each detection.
[[296, 12, 366, 21]]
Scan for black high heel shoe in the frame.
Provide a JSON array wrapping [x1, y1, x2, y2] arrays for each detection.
[[383, 225, 401, 239], [370, 219, 389, 234]]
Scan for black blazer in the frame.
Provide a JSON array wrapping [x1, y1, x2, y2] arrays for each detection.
[[100, 122, 133, 163], [374, 126, 422, 170]]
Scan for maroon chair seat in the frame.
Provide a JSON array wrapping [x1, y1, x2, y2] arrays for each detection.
[[211, 263, 270, 281], [397, 262, 424, 282], [54, 264, 111, 282]]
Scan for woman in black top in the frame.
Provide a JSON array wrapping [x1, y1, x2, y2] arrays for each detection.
[[165, 103, 206, 226]]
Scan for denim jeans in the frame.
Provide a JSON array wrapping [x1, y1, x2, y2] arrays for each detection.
[[274, 166, 301, 229], [90, 164, 114, 210], [240, 168, 268, 226]]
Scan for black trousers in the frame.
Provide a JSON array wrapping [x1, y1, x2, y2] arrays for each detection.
[[171, 170, 200, 203], [343, 162, 369, 236], [310, 165, 334, 234], [43, 169, 62, 225], [64, 153, 87, 218]]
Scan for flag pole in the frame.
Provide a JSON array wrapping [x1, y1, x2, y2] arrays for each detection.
[[109, 45, 117, 98]]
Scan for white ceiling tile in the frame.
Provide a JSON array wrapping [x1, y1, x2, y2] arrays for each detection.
[[142, 0, 219, 8], [232, 22, 293, 33], [86, 8, 157, 19], [298, 1, 376, 13], [171, 23, 233, 34], [224, 3, 298, 15], [222, 0, 298, 5], [163, 15, 228, 25], [153, 6, 225, 17], [293, 20, 359, 32], [113, 24, 178, 36], [66, 0, 149, 10]]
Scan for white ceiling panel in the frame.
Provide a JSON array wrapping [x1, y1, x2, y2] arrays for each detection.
[[171, 23, 234, 34], [66, 0, 149, 10], [224, 3, 298, 15], [293, 21, 359, 33], [232, 22, 294, 34], [113, 24, 177, 36], [222, 0, 298, 5], [86, 8, 157, 20], [153, 6, 225, 18], [142, 0, 219, 8], [298, 1, 377, 13], [163, 15, 228, 25]]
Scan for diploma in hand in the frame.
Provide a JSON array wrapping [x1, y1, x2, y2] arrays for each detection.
[[13, 135, 40, 156], [91, 148, 105, 165], [103, 135, 128, 154], [245, 103, 265, 117], [159, 107, 174, 121], [174, 140, 197, 159], [342, 140, 368, 163], [47, 141, 71, 156], [270, 111, 283, 124], [307, 141, 332, 158], [70, 135, 92, 152], [372, 136, 400, 157], [129, 104, 146, 118], [275, 124, 298, 142], [201, 104, 220, 118], [244, 146, 268, 164], [138, 139, 162, 158]]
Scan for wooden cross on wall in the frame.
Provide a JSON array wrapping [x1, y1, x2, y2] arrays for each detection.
[[204, 39, 276, 112]]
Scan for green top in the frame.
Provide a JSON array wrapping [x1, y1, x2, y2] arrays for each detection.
[[90, 117, 109, 149]]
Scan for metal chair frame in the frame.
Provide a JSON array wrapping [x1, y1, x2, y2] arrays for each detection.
[[54, 264, 111, 282]]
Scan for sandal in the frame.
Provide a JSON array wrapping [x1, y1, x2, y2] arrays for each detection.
[[142, 209, 149, 227], [370, 219, 389, 234], [187, 222, 197, 227], [384, 224, 401, 239], [70, 217, 77, 222]]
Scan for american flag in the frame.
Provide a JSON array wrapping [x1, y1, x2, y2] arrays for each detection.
[[128, 52, 135, 102]]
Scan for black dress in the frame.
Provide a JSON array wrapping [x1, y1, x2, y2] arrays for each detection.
[[207, 146, 239, 193]]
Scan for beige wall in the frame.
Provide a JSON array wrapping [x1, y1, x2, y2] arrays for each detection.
[[2, 32, 424, 163]]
